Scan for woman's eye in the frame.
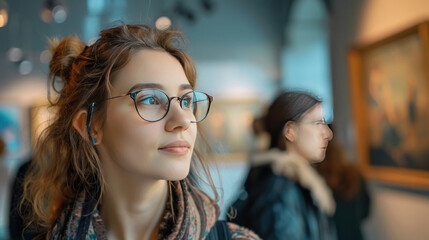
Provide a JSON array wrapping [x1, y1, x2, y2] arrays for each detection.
[[140, 96, 159, 105], [314, 120, 325, 125], [182, 97, 193, 108]]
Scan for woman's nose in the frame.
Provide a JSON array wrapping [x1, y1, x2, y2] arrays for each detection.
[[164, 100, 192, 132], [323, 125, 333, 141]]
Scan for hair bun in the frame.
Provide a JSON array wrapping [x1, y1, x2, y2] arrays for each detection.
[[48, 36, 86, 85]]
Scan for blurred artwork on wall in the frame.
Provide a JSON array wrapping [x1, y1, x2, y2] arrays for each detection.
[[349, 20, 429, 189], [0, 104, 28, 161], [199, 98, 265, 161]]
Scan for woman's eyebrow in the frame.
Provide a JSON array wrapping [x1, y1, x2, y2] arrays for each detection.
[[127, 83, 193, 94], [127, 83, 163, 93], [180, 83, 193, 91]]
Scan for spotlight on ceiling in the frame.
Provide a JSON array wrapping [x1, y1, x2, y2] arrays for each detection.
[[0, 0, 8, 28], [7, 47, 23, 62], [18, 59, 33, 75], [40, 50, 52, 64], [155, 16, 172, 30], [41, 0, 67, 23]]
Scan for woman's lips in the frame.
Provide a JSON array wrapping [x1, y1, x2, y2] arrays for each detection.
[[159, 141, 191, 155]]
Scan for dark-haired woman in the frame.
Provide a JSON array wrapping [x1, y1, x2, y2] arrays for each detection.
[[230, 91, 337, 240], [9, 24, 259, 240]]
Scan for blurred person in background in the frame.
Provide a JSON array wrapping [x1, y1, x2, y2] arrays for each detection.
[[230, 91, 337, 240], [315, 130, 371, 240], [9, 24, 259, 240]]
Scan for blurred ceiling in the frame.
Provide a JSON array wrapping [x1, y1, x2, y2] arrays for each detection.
[[0, 0, 330, 81]]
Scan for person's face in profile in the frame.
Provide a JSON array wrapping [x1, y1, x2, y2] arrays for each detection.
[[293, 104, 333, 163], [96, 49, 197, 181]]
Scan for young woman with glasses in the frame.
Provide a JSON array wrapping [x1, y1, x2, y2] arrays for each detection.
[[10, 24, 259, 240], [230, 91, 337, 240]]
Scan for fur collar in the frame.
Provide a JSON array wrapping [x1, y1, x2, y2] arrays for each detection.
[[249, 149, 336, 216]]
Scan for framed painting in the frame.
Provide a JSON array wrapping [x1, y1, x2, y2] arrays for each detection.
[[348, 21, 429, 188], [199, 98, 265, 161], [0, 103, 30, 161]]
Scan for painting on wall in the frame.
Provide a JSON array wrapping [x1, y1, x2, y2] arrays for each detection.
[[199, 98, 266, 161], [348, 21, 429, 189], [0, 104, 29, 161]]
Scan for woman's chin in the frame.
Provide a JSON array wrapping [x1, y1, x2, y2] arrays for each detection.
[[163, 168, 190, 181], [310, 155, 326, 164]]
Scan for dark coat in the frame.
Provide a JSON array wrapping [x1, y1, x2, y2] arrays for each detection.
[[332, 176, 370, 240], [9, 161, 40, 240], [230, 164, 337, 240]]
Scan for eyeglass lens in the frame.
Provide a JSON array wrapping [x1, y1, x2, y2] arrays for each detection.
[[133, 89, 210, 122]]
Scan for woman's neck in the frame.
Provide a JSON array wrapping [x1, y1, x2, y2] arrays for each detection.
[[100, 177, 168, 240], [286, 149, 308, 162], [284, 145, 310, 164]]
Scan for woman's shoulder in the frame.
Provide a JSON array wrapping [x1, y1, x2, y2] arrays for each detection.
[[227, 222, 261, 240], [239, 164, 299, 205]]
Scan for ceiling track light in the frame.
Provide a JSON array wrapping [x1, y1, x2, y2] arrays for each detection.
[[201, 0, 213, 13], [174, 2, 195, 23]]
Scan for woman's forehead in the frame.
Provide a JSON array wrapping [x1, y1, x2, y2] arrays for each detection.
[[110, 50, 189, 94], [302, 104, 323, 120]]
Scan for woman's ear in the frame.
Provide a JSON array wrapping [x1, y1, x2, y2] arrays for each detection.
[[283, 121, 296, 142], [72, 109, 103, 145]]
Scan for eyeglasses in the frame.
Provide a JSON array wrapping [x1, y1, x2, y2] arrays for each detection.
[[86, 88, 213, 140], [295, 119, 327, 126]]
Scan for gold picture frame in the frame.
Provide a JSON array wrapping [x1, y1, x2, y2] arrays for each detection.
[[348, 21, 429, 189]]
